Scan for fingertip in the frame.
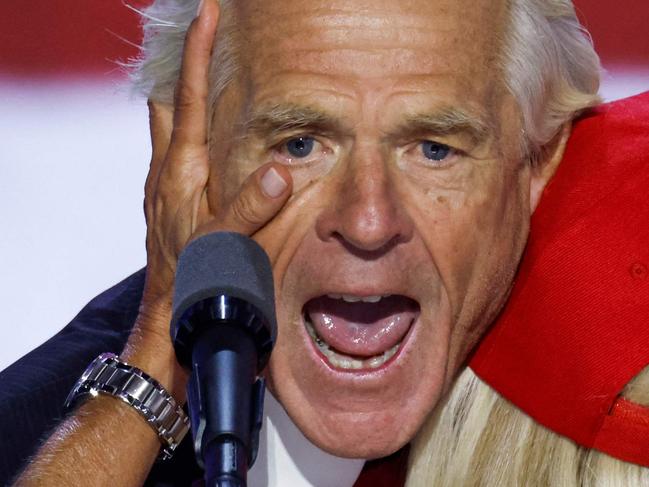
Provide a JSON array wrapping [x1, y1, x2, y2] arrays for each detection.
[[260, 164, 292, 199], [196, 0, 220, 29]]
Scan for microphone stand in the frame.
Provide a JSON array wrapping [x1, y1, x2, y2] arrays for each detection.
[[175, 296, 269, 487], [170, 232, 277, 487]]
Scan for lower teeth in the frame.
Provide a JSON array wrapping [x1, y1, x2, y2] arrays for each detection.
[[305, 319, 400, 370]]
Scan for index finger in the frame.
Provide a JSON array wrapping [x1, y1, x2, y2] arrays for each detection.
[[170, 0, 220, 148]]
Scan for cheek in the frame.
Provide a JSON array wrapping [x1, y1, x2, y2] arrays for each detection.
[[403, 162, 529, 318], [206, 154, 257, 212], [459, 171, 530, 333], [249, 181, 335, 331]]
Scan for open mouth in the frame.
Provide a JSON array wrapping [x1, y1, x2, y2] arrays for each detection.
[[303, 294, 420, 370]]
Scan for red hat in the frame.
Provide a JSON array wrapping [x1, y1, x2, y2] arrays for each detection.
[[469, 91, 649, 466]]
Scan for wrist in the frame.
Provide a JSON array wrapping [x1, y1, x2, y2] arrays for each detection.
[[66, 353, 190, 460], [122, 300, 188, 401]]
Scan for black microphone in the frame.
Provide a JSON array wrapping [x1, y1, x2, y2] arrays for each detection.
[[170, 232, 277, 487]]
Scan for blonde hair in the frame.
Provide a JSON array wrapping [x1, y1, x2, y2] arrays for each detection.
[[406, 367, 649, 487], [130, 0, 601, 153]]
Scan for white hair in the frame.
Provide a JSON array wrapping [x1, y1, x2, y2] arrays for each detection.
[[130, 0, 601, 153], [501, 0, 601, 155], [406, 366, 649, 486], [130, 0, 238, 113]]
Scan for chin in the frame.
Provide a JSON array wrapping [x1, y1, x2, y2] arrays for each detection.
[[297, 404, 428, 459], [266, 293, 451, 459]]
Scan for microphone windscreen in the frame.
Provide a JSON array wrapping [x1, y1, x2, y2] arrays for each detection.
[[171, 232, 277, 343]]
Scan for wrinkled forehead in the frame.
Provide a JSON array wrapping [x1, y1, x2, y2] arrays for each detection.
[[234, 0, 508, 81]]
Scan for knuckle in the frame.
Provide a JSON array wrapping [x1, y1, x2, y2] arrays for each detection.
[[174, 83, 196, 110], [144, 172, 157, 198], [231, 192, 265, 228], [143, 186, 160, 225], [143, 197, 153, 223], [174, 80, 205, 111]]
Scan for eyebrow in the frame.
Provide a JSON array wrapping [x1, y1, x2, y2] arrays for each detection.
[[240, 103, 491, 145], [240, 104, 343, 139], [396, 108, 491, 145]]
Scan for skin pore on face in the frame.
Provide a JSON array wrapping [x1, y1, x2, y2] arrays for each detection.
[[204, 0, 545, 459]]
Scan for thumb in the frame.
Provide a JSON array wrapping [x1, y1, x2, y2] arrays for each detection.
[[195, 163, 292, 238]]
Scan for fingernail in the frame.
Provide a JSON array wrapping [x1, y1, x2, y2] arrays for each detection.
[[196, 0, 205, 17], [261, 167, 288, 198]]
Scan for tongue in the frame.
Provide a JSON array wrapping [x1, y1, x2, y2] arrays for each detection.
[[305, 295, 419, 357]]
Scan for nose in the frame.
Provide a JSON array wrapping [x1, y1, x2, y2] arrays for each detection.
[[315, 145, 414, 254]]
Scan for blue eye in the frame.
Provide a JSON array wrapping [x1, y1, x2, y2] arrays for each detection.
[[422, 141, 451, 161], [285, 137, 315, 158]]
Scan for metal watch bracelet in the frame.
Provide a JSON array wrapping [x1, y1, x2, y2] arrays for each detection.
[[65, 352, 189, 460]]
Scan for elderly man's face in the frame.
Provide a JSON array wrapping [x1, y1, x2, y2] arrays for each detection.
[[207, 0, 533, 457]]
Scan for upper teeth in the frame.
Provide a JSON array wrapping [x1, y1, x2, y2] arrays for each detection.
[[327, 294, 386, 303]]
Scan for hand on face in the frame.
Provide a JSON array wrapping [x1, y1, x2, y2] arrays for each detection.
[[123, 0, 293, 399]]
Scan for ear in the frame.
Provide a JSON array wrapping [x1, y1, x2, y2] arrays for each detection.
[[529, 122, 572, 214]]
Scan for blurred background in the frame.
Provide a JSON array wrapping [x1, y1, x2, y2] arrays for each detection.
[[0, 1, 648, 370]]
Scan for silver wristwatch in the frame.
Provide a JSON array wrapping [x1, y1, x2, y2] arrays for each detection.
[[65, 352, 190, 460]]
